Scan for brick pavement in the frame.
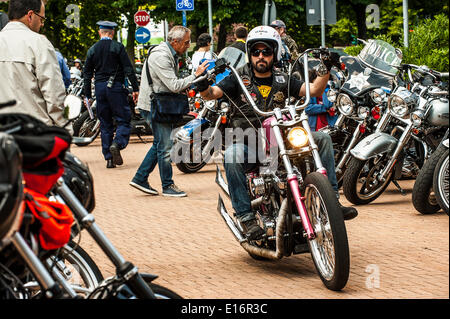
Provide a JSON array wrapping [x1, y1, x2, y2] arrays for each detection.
[[71, 137, 449, 299]]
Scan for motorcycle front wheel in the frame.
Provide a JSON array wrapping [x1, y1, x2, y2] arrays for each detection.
[[342, 154, 393, 205], [175, 137, 214, 174], [433, 149, 449, 215], [141, 279, 183, 299], [51, 241, 104, 297], [304, 172, 350, 291]]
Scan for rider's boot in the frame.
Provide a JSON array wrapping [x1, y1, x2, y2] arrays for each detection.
[[240, 218, 265, 240], [339, 203, 358, 221]]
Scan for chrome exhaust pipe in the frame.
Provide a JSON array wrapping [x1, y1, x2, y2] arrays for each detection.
[[216, 195, 289, 260], [215, 165, 230, 198]]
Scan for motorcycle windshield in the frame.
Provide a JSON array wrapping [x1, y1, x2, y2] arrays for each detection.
[[358, 40, 401, 76], [341, 40, 401, 96], [218, 47, 247, 69]]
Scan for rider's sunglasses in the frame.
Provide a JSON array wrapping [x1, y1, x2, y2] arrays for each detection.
[[251, 48, 273, 57]]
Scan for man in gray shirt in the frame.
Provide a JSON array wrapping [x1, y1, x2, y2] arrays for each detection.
[[130, 26, 208, 197]]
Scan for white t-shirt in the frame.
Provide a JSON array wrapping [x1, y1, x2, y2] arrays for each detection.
[[191, 50, 213, 71]]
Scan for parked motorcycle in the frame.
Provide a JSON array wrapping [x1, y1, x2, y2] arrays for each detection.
[[0, 99, 181, 299], [343, 63, 449, 205], [196, 51, 350, 291]]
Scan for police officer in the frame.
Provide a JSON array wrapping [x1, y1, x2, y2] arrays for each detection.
[[83, 21, 139, 168]]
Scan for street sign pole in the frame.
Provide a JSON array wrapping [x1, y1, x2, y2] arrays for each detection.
[[208, 0, 213, 53], [182, 10, 187, 27], [403, 0, 409, 48], [320, 0, 325, 47]]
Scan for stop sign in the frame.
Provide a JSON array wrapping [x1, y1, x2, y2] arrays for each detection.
[[134, 10, 150, 26]]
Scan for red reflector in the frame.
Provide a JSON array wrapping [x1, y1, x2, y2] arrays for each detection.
[[188, 89, 196, 98], [359, 125, 366, 134], [340, 63, 346, 70], [194, 101, 201, 109], [221, 116, 227, 124], [371, 107, 381, 120]]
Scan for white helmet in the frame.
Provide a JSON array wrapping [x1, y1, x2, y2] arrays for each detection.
[[246, 25, 282, 63], [70, 66, 82, 80]]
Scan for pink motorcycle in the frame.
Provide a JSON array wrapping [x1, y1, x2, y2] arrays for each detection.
[[209, 49, 350, 291]]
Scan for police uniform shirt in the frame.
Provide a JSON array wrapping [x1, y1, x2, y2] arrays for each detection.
[[83, 38, 139, 98]]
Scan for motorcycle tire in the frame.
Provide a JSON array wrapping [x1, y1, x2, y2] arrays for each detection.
[[175, 138, 213, 174], [53, 241, 104, 297], [412, 145, 447, 214], [304, 172, 350, 291], [72, 110, 100, 146], [342, 155, 393, 205], [433, 148, 449, 215], [140, 277, 183, 299]]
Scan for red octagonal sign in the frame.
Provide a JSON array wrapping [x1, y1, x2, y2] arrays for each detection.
[[134, 10, 150, 26]]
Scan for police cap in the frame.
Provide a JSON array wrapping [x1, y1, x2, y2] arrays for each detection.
[[96, 21, 118, 30]]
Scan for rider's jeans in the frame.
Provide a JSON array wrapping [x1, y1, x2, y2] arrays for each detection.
[[133, 109, 175, 189], [223, 131, 339, 221]]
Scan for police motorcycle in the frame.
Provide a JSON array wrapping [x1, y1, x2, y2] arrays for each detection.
[[323, 39, 401, 188], [193, 49, 351, 291], [0, 100, 181, 299], [433, 137, 449, 215], [343, 62, 449, 206], [173, 47, 247, 174]]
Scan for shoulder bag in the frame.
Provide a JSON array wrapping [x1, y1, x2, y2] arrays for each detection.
[[145, 47, 189, 123]]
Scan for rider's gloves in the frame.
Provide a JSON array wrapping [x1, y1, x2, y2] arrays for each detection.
[[195, 78, 211, 92], [322, 52, 341, 72]]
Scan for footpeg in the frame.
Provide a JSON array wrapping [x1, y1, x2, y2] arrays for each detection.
[[392, 180, 406, 196]]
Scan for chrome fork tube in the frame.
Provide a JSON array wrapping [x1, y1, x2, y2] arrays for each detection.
[[376, 112, 391, 133], [378, 123, 414, 181], [301, 118, 325, 173], [11, 232, 57, 294], [335, 122, 362, 174], [334, 114, 345, 128], [201, 115, 222, 160]]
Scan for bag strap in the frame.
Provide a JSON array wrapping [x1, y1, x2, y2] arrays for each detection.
[[145, 45, 158, 87]]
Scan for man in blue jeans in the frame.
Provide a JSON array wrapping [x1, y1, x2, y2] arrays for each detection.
[[130, 26, 209, 197]]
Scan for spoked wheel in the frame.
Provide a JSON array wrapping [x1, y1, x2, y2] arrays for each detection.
[[434, 149, 449, 215], [52, 241, 103, 297], [304, 172, 350, 291], [343, 154, 393, 205], [72, 110, 100, 146], [175, 137, 214, 174]]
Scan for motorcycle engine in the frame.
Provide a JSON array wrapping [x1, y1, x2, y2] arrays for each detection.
[[247, 174, 266, 198]]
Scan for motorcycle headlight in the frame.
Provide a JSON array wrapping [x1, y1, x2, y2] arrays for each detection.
[[388, 87, 418, 119], [336, 93, 354, 116], [326, 89, 338, 103], [357, 106, 370, 119], [410, 110, 424, 127], [287, 127, 309, 149], [205, 100, 216, 111], [370, 88, 387, 104]]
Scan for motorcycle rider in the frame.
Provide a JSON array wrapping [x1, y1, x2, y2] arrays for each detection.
[[197, 26, 357, 239]]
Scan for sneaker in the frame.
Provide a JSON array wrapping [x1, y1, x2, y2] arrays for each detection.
[[339, 203, 358, 221], [130, 180, 158, 195], [110, 142, 123, 166], [162, 184, 187, 197], [240, 218, 265, 240]]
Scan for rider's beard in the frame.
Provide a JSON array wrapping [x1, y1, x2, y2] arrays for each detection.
[[253, 58, 273, 73]]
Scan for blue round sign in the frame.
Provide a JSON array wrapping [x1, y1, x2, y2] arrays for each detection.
[[135, 27, 151, 44]]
